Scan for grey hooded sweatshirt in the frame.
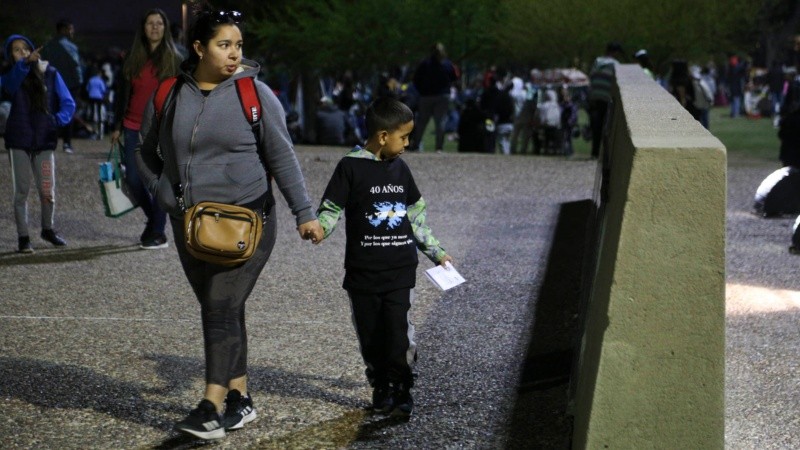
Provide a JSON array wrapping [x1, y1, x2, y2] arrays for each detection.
[[136, 58, 315, 226]]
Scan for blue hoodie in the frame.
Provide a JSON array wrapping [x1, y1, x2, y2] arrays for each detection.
[[2, 34, 75, 151]]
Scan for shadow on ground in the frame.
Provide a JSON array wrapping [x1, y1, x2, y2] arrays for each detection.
[[0, 244, 142, 266], [505, 200, 593, 449]]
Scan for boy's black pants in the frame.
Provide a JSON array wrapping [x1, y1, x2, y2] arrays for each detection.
[[347, 287, 417, 388]]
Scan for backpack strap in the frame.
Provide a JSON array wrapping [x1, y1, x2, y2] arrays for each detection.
[[235, 77, 275, 208], [234, 77, 262, 125], [153, 76, 179, 122], [152, 76, 273, 208]]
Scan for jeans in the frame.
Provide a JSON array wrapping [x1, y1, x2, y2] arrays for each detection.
[[123, 127, 167, 236], [730, 95, 742, 118], [495, 123, 513, 155]]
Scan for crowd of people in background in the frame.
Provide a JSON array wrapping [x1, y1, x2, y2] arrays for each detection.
[[3, 24, 800, 160], [312, 47, 589, 157], [3, 10, 800, 440]]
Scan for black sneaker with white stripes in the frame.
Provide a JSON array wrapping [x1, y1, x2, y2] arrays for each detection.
[[389, 383, 414, 419], [174, 399, 225, 440], [223, 389, 257, 430], [371, 383, 394, 413]]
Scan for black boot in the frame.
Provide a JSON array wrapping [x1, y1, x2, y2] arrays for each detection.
[[17, 236, 34, 253], [41, 229, 67, 247]]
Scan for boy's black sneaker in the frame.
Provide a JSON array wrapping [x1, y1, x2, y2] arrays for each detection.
[[174, 399, 225, 440], [389, 384, 414, 418], [41, 229, 67, 247], [371, 383, 394, 413], [223, 389, 256, 430], [140, 234, 168, 249], [17, 236, 34, 253]]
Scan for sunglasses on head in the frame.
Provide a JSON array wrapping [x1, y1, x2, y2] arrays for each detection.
[[210, 10, 243, 23]]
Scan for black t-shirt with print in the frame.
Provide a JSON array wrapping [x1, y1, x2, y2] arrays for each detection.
[[322, 156, 422, 291]]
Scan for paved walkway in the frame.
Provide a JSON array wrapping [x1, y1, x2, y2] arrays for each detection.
[[0, 139, 796, 449]]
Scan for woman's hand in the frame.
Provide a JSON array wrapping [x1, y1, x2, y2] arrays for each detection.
[[297, 219, 324, 244], [110, 130, 121, 144]]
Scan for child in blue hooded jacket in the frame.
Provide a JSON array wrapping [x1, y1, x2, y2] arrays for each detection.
[[2, 34, 75, 253]]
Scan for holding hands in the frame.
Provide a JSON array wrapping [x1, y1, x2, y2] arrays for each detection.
[[298, 219, 324, 244]]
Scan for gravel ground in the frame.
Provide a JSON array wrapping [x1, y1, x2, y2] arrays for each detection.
[[0, 139, 797, 449]]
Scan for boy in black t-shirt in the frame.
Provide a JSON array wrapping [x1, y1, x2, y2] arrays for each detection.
[[314, 97, 453, 418]]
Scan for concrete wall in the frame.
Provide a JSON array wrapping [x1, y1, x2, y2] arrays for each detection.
[[572, 64, 726, 449]]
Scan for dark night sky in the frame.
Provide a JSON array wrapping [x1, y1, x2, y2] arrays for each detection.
[[34, 1, 184, 56]]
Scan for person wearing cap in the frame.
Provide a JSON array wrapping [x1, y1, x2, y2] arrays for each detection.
[[634, 49, 656, 80], [1, 34, 75, 253], [587, 42, 624, 159]]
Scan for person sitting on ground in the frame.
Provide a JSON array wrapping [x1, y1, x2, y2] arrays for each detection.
[[315, 95, 347, 146]]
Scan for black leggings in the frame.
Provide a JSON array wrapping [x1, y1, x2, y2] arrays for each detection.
[[171, 205, 277, 386]]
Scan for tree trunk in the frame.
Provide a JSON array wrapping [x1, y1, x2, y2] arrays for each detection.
[[300, 70, 321, 144]]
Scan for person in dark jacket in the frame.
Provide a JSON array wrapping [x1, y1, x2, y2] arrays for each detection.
[[779, 77, 800, 167], [2, 34, 75, 253], [315, 96, 347, 145], [410, 42, 458, 151], [457, 97, 486, 152], [40, 19, 83, 153]]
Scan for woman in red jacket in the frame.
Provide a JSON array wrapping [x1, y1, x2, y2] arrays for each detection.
[[110, 8, 182, 249]]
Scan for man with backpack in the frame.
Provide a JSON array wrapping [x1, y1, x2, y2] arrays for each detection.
[[691, 65, 714, 129]]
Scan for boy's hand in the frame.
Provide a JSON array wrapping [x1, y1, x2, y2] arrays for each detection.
[[298, 219, 323, 244], [439, 255, 454, 267], [306, 227, 324, 244]]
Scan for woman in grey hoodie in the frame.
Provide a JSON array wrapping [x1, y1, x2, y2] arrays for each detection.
[[135, 7, 322, 440]]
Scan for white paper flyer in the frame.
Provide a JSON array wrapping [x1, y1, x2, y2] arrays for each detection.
[[424, 262, 466, 291]]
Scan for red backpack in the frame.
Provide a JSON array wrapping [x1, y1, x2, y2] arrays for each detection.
[[152, 76, 274, 195], [152, 76, 262, 131]]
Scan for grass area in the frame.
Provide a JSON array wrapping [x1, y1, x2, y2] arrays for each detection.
[[706, 107, 780, 162], [419, 105, 781, 161], [417, 113, 593, 155]]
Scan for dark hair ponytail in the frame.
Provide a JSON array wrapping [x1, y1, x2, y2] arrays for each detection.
[[186, 2, 243, 69], [23, 66, 49, 114]]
